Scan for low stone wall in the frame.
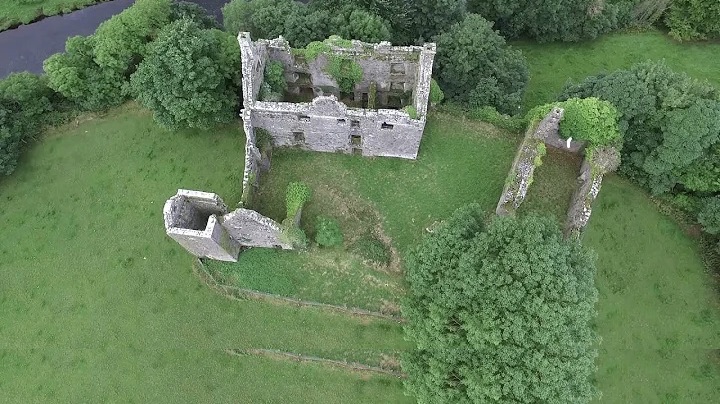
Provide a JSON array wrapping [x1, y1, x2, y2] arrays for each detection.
[[496, 108, 564, 215]]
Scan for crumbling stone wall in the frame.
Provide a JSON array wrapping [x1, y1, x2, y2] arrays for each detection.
[[164, 189, 291, 262], [250, 96, 424, 159], [496, 108, 564, 215], [241, 109, 262, 205], [163, 190, 241, 261], [238, 32, 436, 160]]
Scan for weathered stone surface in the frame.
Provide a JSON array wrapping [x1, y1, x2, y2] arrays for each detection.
[[164, 190, 291, 260], [238, 32, 435, 160], [163, 190, 241, 262], [223, 208, 291, 249]]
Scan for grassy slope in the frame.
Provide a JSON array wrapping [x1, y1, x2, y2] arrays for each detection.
[[0, 104, 410, 403], [586, 177, 720, 403], [515, 29, 720, 111], [0, 0, 100, 31]]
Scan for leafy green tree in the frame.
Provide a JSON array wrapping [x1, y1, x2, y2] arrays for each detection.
[[170, 0, 221, 29], [310, 0, 413, 43], [403, 204, 599, 403], [666, 0, 720, 40], [331, 8, 392, 43], [698, 196, 720, 235], [222, 0, 299, 38], [434, 14, 528, 114], [467, 0, 622, 42], [129, 20, 241, 130], [406, 0, 466, 42], [44, 36, 126, 111], [93, 0, 172, 72], [560, 60, 720, 194], [283, 8, 331, 47]]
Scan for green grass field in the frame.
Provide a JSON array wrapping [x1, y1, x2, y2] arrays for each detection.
[[515, 29, 720, 111], [0, 104, 411, 403], [0, 0, 100, 31]]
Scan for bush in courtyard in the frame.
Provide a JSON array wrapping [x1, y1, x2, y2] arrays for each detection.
[[467, 0, 623, 42], [352, 235, 391, 265], [434, 14, 529, 115], [698, 197, 720, 235], [403, 204, 599, 403], [560, 60, 720, 195], [285, 182, 312, 220], [428, 78, 444, 107], [129, 20, 241, 130], [315, 216, 344, 247], [666, 0, 720, 41]]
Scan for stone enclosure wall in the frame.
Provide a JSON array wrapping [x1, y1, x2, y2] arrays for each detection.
[[496, 108, 620, 239]]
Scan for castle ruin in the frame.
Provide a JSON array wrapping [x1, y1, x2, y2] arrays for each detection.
[[163, 34, 437, 262]]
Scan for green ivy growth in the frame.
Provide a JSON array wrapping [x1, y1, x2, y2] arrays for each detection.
[[326, 55, 363, 93], [285, 181, 312, 220], [263, 61, 287, 94], [534, 142, 546, 167], [324, 35, 353, 49], [403, 105, 418, 119], [292, 41, 331, 61], [368, 81, 377, 109], [429, 78, 444, 106], [280, 218, 308, 249]]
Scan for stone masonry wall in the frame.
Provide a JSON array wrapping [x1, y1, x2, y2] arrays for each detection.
[[222, 208, 292, 249], [564, 159, 604, 238], [163, 190, 241, 262], [496, 108, 565, 215], [251, 96, 424, 159]]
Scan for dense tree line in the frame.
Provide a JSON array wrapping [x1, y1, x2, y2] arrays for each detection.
[[403, 205, 599, 403], [561, 60, 720, 243], [666, 0, 720, 41]]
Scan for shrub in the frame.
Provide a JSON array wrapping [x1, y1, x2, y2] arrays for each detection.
[[315, 216, 344, 247], [263, 61, 287, 95], [285, 182, 312, 220], [468, 105, 528, 132], [129, 20, 241, 130], [428, 78, 444, 107], [326, 55, 363, 93], [434, 14, 528, 115], [403, 205, 599, 403], [698, 197, 720, 235], [352, 235, 390, 265]]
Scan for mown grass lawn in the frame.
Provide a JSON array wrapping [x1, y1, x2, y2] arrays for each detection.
[[0, 103, 411, 403], [1, 100, 718, 403], [0, 0, 100, 31], [516, 29, 720, 111]]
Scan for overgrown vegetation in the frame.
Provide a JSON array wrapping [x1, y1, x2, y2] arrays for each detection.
[[666, 0, 720, 41], [315, 216, 344, 247], [129, 19, 241, 130], [326, 55, 363, 93], [403, 206, 599, 402], [434, 14, 529, 115], [0, 0, 99, 31]]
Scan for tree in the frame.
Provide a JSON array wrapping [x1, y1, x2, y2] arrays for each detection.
[[129, 20, 241, 130], [467, 0, 622, 42], [44, 36, 126, 111], [698, 196, 720, 235], [434, 14, 528, 114], [0, 73, 60, 175], [666, 0, 720, 41], [405, 0, 466, 42], [560, 60, 720, 195], [331, 8, 392, 43], [222, 0, 299, 39], [403, 204, 599, 403], [93, 0, 172, 72], [170, 0, 221, 29]]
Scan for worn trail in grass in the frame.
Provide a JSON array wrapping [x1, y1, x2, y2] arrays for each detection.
[[0, 104, 410, 403]]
